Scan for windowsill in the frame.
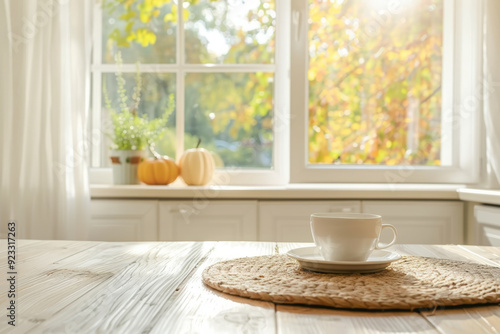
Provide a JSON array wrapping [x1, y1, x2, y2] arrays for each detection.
[[457, 188, 500, 206], [90, 183, 465, 200]]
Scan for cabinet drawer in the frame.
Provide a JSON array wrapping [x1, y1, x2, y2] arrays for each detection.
[[362, 201, 463, 244], [259, 201, 361, 242], [89, 200, 158, 241], [159, 200, 257, 241]]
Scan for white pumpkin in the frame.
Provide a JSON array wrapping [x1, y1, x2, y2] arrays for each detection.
[[179, 145, 215, 186]]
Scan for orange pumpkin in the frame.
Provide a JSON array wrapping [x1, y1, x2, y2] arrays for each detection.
[[138, 153, 179, 185]]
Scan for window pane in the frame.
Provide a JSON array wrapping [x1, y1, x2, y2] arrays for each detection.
[[101, 73, 176, 167], [185, 73, 273, 168], [185, 0, 275, 64], [308, 0, 443, 166], [102, 2, 176, 64]]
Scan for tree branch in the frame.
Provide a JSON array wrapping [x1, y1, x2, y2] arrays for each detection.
[[420, 85, 441, 105]]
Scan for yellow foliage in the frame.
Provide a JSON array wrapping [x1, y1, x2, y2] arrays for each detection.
[[136, 28, 156, 46], [308, 0, 443, 166]]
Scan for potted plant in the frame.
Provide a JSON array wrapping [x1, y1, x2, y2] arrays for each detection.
[[103, 52, 173, 184]]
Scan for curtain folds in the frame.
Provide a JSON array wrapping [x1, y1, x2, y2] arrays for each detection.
[[484, 0, 500, 188], [0, 0, 92, 239]]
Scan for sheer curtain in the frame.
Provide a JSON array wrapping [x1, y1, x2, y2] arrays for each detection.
[[0, 0, 92, 239], [484, 0, 500, 188]]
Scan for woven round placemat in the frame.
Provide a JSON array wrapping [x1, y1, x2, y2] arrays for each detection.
[[202, 255, 500, 310]]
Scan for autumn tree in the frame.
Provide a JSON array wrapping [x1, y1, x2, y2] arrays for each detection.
[[308, 0, 443, 165]]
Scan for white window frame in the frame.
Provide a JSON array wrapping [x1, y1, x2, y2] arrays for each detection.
[[290, 0, 482, 184], [90, 0, 290, 186]]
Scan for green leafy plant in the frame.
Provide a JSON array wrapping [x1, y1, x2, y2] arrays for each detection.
[[103, 52, 174, 151]]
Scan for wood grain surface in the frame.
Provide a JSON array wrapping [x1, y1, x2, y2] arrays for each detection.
[[0, 240, 499, 333]]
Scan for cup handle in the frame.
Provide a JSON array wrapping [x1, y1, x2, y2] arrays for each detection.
[[375, 224, 398, 249]]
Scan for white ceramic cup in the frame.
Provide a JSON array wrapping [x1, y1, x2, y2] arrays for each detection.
[[310, 213, 397, 262]]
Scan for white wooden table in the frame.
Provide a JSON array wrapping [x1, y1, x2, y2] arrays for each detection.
[[1, 240, 500, 333]]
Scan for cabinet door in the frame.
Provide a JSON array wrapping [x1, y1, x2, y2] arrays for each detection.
[[474, 205, 500, 246], [259, 201, 361, 242], [89, 200, 158, 241], [362, 201, 463, 244], [159, 200, 257, 241]]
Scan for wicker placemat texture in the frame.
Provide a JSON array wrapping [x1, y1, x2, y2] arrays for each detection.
[[202, 255, 500, 310]]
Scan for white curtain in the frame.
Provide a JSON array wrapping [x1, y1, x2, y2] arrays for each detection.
[[0, 0, 92, 239], [484, 0, 500, 188]]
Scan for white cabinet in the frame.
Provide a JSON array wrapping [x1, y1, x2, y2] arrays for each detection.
[[89, 200, 158, 241], [159, 200, 257, 241], [88, 198, 465, 244], [362, 201, 463, 244], [474, 205, 500, 246], [258, 201, 361, 242]]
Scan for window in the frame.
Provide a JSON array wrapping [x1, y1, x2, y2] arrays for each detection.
[[290, 0, 481, 183], [91, 0, 481, 185], [91, 0, 290, 185]]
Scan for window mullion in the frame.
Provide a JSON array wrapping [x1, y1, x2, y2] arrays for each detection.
[[94, 64, 276, 73], [440, 0, 454, 166], [176, 72, 185, 162], [93, 64, 179, 72], [181, 64, 276, 72], [176, 0, 185, 162], [290, 0, 308, 182], [273, 0, 290, 181]]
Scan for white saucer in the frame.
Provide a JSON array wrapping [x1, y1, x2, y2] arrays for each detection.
[[286, 247, 401, 274]]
